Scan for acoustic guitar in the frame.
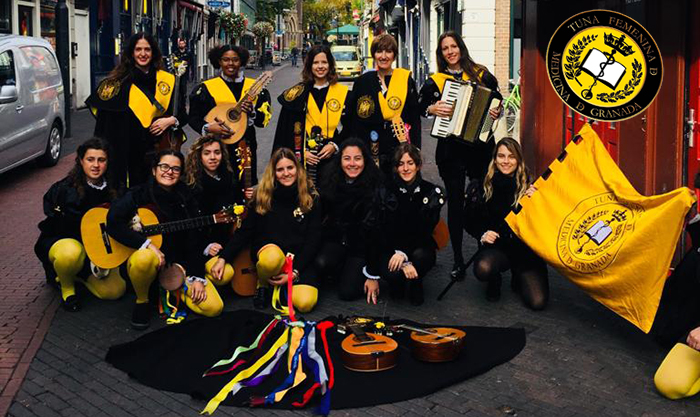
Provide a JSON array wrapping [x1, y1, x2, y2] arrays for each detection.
[[155, 56, 188, 152], [340, 323, 398, 372], [204, 71, 273, 145], [394, 324, 466, 363], [230, 141, 258, 297], [81, 205, 239, 269], [391, 116, 409, 143]]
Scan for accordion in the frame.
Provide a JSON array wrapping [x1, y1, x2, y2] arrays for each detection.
[[430, 79, 502, 143]]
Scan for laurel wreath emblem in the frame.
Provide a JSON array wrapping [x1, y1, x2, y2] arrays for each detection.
[[596, 59, 643, 103], [564, 34, 598, 83]]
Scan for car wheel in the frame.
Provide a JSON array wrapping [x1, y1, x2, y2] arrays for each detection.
[[37, 121, 62, 167]]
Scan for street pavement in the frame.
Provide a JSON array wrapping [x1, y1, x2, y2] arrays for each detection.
[[1, 63, 699, 417]]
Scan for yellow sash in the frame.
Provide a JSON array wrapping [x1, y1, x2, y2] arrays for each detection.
[[377, 68, 410, 121], [430, 72, 469, 94], [203, 76, 257, 106], [305, 83, 349, 138], [128, 70, 175, 128]]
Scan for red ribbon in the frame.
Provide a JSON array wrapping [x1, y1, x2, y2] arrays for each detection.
[[284, 255, 296, 321]]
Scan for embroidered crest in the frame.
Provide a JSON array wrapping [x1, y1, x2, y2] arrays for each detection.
[[97, 79, 121, 101], [157, 81, 171, 95], [387, 96, 402, 110], [294, 122, 302, 134], [357, 95, 375, 119], [327, 98, 341, 112], [284, 84, 304, 102]]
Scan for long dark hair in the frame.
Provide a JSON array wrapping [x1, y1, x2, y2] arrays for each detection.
[[107, 32, 165, 81], [67, 137, 117, 199], [301, 45, 338, 85], [184, 135, 233, 189], [208, 44, 250, 69], [319, 137, 382, 201], [436, 31, 487, 83]]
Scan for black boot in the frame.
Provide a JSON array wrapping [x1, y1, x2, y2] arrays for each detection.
[[450, 262, 466, 281], [486, 278, 502, 302], [131, 302, 150, 330], [62, 295, 80, 312]]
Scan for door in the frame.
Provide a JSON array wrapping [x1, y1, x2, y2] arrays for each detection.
[[686, 0, 700, 194], [0, 48, 27, 171], [74, 10, 90, 108]]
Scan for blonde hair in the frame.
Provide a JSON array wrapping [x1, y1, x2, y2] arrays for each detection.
[[254, 148, 317, 215], [184, 135, 233, 188], [483, 137, 530, 206]]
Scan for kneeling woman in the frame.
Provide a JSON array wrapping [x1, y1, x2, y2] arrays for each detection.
[[315, 138, 382, 303], [211, 148, 322, 313], [367, 143, 445, 306], [472, 138, 548, 309], [34, 138, 122, 311], [107, 150, 224, 329]]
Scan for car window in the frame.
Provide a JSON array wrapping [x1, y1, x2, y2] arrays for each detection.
[[19, 46, 61, 91], [0, 50, 16, 88], [332, 51, 358, 62]]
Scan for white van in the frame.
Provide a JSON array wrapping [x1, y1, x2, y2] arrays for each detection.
[[0, 35, 65, 174], [331, 45, 363, 80]]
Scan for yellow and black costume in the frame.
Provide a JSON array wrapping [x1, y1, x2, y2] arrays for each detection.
[[272, 81, 349, 178], [346, 68, 421, 174], [86, 69, 187, 187], [189, 74, 272, 185]]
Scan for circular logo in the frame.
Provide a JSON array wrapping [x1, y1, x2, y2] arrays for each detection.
[[284, 84, 304, 102], [557, 193, 643, 274], [157, 81, 171, 96], [327, 98, 341, 112], [97, 79, 121, 101], [357, 95, 375, 119], [387, 96, 402, 110], [546, 10, 662, 121]]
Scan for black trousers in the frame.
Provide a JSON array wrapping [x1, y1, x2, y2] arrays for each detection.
[[314, 242, 367, 301]]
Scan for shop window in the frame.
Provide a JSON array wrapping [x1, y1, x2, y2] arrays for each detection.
[[40, 1, 57, 50], [0, 0, 11, 34], [19, 6, 34, 36]]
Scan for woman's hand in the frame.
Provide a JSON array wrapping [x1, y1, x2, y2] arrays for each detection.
[[687, 326, 700, 351], [364, 279, 380, 304], [189, 281, 207, 304], [210, 257, 226, 281], [305, 150, 321, 166], [480, 230, 500, 245], [402, 264, 418, 279], [268, 272, 289, 286], [244, 187, 254, 201], [207, 243, 223, 257], [489, 103, 503, 120], [525, 185, 537, 198], [429, 101, 454, 118], [148, 244, 166, 268], [388, 253, 405, 272], [317, 143, 336, 160], [206, 117, 233, 137], [149, 116, 177, 136], [241, 100, 254, 115]]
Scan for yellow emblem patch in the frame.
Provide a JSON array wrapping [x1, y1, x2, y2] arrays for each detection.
[[284, 84, 304, 102], [327, 98, 341, 112], [357, 95, 375, 119], [546, 9, 662, 121], [97, 79, 121, 101], [387, 96, 402, 110], [157, 81, 171, 96]]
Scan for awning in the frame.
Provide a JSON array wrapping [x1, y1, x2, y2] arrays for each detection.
[[325, 24, 359, 36]]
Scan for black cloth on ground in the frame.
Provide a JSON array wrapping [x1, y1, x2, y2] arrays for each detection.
[[106, 309, 526, 410]]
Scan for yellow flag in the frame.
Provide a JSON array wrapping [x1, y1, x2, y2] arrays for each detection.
[[506, 124, 695, 333]]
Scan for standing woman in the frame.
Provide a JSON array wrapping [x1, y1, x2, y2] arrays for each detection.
[[346, 33, 421, 175], [368, 143, 445, 306], [314, 138, 383, 304], [471, 138, 548, 310], [211, 148, 323, 313], [86, 32, 186, 187], [418, 31, 502, 281], [273, 45, 349, 185], [189, 45, 272, 189], [107, 150, 224, 329], [34, 138, 122, 311]]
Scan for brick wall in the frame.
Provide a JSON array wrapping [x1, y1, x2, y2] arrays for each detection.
[[495, 0, 511, 93]]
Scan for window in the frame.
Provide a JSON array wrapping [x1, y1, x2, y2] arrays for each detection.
[[0, 0, 11, 34], [20, 46, 61, 95], [0, 50, 16, 88], [332, 51, 359, 62], [18, 6, 34, 36]]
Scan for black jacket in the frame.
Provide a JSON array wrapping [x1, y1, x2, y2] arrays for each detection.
[[190, 169, 244, 246], [219, 184, 323, 275], [106, 179, 205, 275]]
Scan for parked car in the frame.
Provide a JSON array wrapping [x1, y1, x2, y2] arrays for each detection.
[[247, 50, 258, 69], [331, 45, 363, 80], [0, 35, 64, 174], [272, 51, 281, 66]]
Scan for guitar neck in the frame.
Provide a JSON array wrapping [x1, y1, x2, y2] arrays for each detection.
[[243, 165, 252, 190], [349, 324, 373, 343], [141, 214, 219, 236]]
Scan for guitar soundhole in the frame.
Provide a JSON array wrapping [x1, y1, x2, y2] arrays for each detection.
[[227, 108, 241, 122]]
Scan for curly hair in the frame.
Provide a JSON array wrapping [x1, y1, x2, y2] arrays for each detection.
[[208, 44, 250, 69], [319, 137, 382, 201], [301, 45, 338, 85], [254, 148, 317, 216], [184, 135, 234, 189], [67, 137, 118, 199], [483, 137, 531, 205], [436, 31, 488, 84], [107, 32, 165, 82]]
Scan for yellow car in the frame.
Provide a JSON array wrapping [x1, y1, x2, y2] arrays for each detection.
[[331, 45, 363, 80]]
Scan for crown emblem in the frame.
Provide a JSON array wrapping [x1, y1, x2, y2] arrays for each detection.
[[603, 33, 634, 56]]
